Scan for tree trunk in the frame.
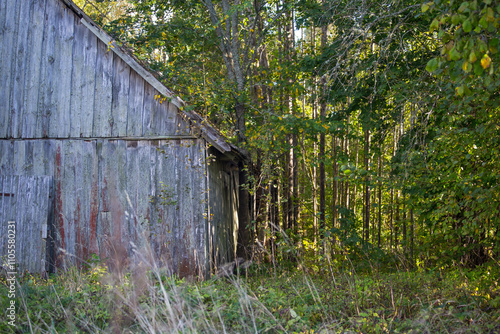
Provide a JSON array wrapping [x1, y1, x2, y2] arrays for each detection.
[[377, 145, 382, 248], [319, 3, 327, 241], [237, 160, 251, 259], [363, 128, 370, 242]]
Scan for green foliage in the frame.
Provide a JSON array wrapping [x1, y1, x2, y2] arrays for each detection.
[[2, 264, 499, 333], [0, 266, 112, 333]]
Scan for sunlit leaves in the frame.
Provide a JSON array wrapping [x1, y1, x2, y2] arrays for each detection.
[[481, 53, 492, 68]]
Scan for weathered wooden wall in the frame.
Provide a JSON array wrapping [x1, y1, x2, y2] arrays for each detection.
[[0, 0, 190, 140], [0, 0, 241, 277], [0, 175, 51, 273], [0, 139, 209, 275]]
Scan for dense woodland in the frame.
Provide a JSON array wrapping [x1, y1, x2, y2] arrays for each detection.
[[76, 0, 500, 270]]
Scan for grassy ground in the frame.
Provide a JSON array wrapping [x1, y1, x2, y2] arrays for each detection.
[[1, 260, 499, 333]]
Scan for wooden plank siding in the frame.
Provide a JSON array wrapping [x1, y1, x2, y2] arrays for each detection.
[[0, 139, 218, 276], [0, 0, 242, 278], [0, 0, 191, 140]]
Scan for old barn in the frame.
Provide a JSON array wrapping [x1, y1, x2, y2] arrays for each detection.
[[0, 0, 245, 277]]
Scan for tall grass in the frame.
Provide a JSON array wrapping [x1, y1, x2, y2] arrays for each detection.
[[1, 244, 499, 333]]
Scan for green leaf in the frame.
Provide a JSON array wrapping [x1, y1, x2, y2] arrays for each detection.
[[430, 18, 440, 32], [450, 47, 461, 61], [479, 16, 488, 29], [486, 7, 495, 21], [469, 50, 477, 63], [456, 85, 465, 96], [474, 61, 485, 75], [422, 2, 431, 12], [426, 58, 439, 72], [463, 19, 473, 32], [452, 14, 462, 25], [458, 2, 469, 13]]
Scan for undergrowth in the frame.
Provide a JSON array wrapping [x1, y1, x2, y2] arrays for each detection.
[[1, 260, 499, 333]]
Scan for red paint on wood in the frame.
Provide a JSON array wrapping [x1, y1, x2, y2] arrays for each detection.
[[89, 168, 99, 255], [76, 197, 86, 261]]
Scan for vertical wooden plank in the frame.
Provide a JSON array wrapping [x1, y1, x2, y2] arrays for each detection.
[[41, 140, 55, 177], [62, 140, 76, 264], [38, 176, 51, 273], [125, 140, 139, 253], [113, 140, 128, 251], [96, 140, 108, 258], [0, 0, 7, 50], [72, 140, 83, 260], [80, 24, 98, 138], [74, 140, 93, 260], [161, 102, 178, 136], [32, 140, 46, 176], [0, 140, 14, 176], [152, 140, 173, 268], [92, 40, 113, 137], [23, 0, 48, 138], [53, 140, 66, 269], [176, 140, 191, 276], [13, 141, 26, 175], [24, 141, 34, 175], [142, 84, 154, 136], [0, 0, 21, 138], [14, 176, 26, 272], [126, 71, 144, 136], [136, 141, 151, 247], [69, 19, 85, 137], [11, 0, 32, 138], [149, 140, 159, 259], [162, 140, 178, 270], [49, 1, 74, 138], [37, 0, 59, 138], [85, 140, 98, 256], [111, 56, 130, 137], [99, 139, 126, 261], [27, 177, 38, 272]]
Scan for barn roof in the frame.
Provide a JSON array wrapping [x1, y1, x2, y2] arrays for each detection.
[[60, 0, 246, 161]]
